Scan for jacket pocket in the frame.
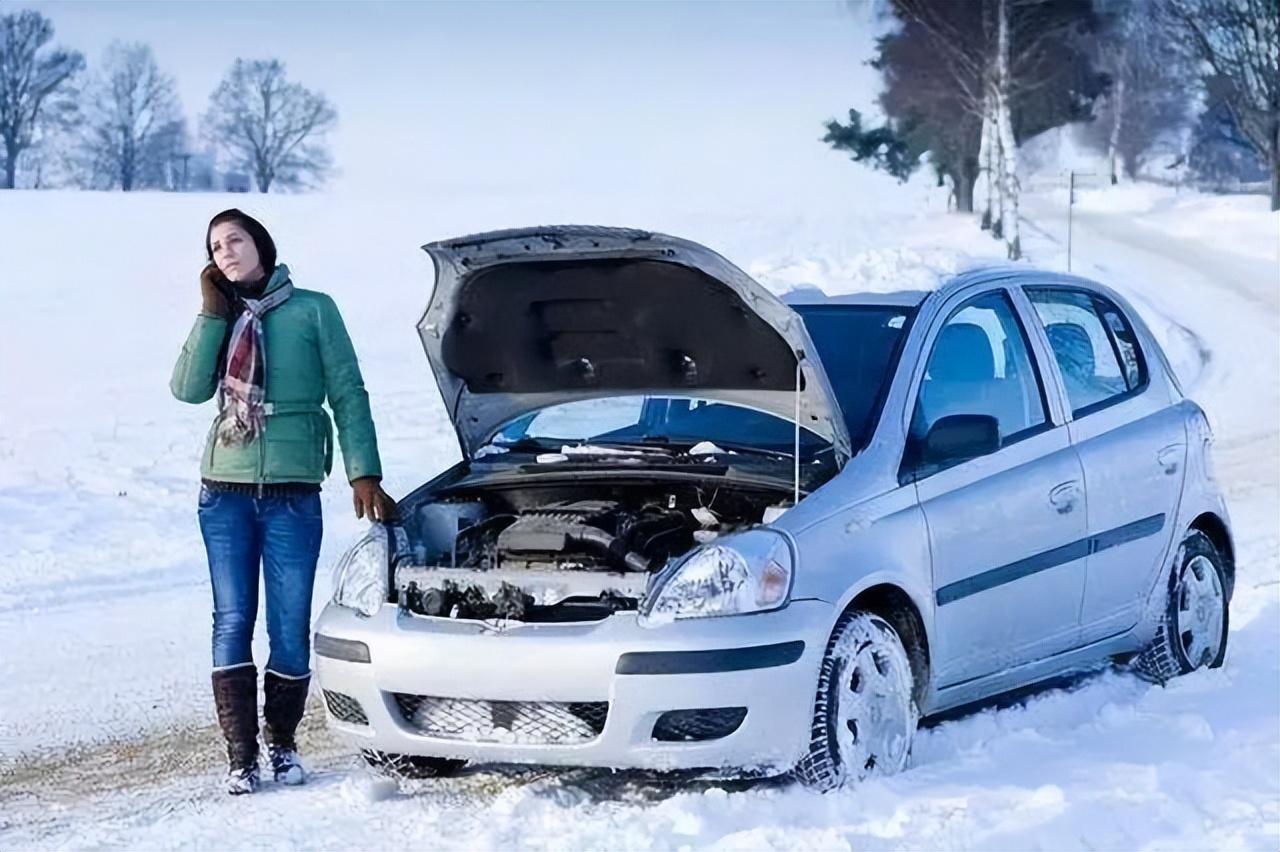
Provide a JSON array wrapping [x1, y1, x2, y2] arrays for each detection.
[[264, 412, 324, 480]]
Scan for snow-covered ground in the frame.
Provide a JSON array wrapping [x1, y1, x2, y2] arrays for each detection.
[[1, 171, 1276, 849]]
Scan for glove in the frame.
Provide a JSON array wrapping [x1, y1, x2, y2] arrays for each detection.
[[352, 476, 398, 523], [201, 262, 231, 317]]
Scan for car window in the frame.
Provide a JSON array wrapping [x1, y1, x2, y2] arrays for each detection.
[[1026, 288, 1146, 416], [908, 290, 1048, 469], [1096, 299, 1145, 390], [794, 305, 915, 452]]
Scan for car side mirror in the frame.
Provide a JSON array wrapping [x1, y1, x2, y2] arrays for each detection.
[[921, 414, 1001, 469]]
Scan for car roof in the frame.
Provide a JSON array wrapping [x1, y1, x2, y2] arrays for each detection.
[[783, 265, 1130, 311]]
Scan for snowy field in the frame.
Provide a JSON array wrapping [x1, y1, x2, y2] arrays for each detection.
[[0, 168, 1277, 849]]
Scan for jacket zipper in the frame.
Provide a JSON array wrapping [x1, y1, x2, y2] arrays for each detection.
[[259, 321, 268, 498]]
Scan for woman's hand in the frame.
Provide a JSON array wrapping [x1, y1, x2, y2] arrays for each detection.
[[351, 476, 397, 522], [200, 262, 230, 317]]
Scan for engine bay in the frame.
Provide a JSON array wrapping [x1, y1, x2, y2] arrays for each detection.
[[394, 481, 792, 623]]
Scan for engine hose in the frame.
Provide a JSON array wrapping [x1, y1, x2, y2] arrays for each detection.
[[568, 526, 651, 573]]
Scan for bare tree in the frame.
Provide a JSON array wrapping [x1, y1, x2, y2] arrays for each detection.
[[1086, 1, 1198, 184], [0, 10, 83, 189], [891, 0, 1103, 259], [12, 76, 79, 188], [1167, 0, 1279, 210], [77, 42, 185, 191], [201, 59, 337, 192]]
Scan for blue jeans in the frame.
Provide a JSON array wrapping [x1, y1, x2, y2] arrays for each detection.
[[197, 485, 323, 678]]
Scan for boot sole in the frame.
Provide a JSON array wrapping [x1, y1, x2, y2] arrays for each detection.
[[274, 766, 305, 785]]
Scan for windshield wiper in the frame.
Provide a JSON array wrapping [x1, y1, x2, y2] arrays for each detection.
[[486, 437, 680, 460], [579, 438, 681, 455], [484, 436, 563, 454], [590, 437, 798, 461]]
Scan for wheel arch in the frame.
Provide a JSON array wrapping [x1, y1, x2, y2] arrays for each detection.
[[839, 583, 932, 709], [1189, 511, 1235, 599]]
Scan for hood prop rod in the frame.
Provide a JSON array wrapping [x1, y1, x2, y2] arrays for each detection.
[[793, 354, 803, 507]]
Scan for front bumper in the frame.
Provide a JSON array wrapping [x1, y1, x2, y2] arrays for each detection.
[[313, 599, 832, 773]]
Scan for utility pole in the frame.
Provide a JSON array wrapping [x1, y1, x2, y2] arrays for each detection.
[[1065, 171, 1094, 272], [1067, 170, 1075, 272]]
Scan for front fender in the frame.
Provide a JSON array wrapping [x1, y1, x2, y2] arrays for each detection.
[[786, 486, 935, 676]]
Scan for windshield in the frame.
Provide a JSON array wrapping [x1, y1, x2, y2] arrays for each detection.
[[793, 304, 916, 451], [485, 396, 830, 455]]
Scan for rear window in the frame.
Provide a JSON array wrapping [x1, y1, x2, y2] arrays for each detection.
[[794, 304, 916, 451], [1026, 288, 1148, 416]]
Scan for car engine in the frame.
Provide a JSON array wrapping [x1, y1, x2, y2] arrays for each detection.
[[394, 484, 788, 623]]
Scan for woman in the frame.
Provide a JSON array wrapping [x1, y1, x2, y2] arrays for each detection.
[[171, 209, 396, 795]]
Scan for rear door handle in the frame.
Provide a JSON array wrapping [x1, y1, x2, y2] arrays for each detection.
[[1157, 444, 1184, 475], [1049, 481, 1082, 515]]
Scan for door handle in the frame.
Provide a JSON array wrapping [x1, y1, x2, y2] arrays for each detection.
[[1157, 444, 1183, 475], [1049, 481, 1081, 515]]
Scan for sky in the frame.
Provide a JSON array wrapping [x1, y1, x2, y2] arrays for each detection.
[[24, 0, 887, 198]]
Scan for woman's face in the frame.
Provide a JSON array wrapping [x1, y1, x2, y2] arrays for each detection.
[[209, 222, 263, 282]]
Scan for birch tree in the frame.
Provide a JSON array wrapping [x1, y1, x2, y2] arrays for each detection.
[[1088, 0, 1196, 184], [825, 0, 1103, 255], [893, 0, 1100, 258], [993, 0, 1021, 258]]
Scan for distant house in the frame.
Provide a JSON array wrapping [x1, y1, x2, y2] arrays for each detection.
[[158, 150, 257, 193], [223, 172, 251, 193], [169, 151, 218, 191]]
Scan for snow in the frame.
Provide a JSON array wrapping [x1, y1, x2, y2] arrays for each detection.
[[559, 445, 650, 457], [689, 442, 725, 456], [1, 174, 1277, 849]]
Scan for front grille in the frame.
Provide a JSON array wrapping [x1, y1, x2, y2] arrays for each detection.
[[652, 707, 747, 742], [392, 694, 608, 744], [323, 689, 369, 725]]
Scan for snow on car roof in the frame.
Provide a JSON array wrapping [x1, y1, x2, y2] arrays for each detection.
[[750, 247, 974, 306], [782, 287, 928, 307], [762, 251, 1035, 308]]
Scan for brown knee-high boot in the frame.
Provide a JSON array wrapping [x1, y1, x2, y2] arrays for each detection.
[[212, 665, 260, 794], [263, 671, 310, 785]]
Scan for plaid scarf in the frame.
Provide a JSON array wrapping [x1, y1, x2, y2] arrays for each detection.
[[215, 276, 294, 447]]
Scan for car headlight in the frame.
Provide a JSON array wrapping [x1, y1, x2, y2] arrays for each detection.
[[332, 524, 389, 618], [640, 529, 793, 625]]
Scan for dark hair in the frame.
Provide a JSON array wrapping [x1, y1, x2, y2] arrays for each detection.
[[205, 208, 277, 276]]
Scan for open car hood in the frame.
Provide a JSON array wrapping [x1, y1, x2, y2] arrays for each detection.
[[418, 226, 851, 461]]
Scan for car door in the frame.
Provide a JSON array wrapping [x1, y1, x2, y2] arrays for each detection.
[[908, 288, 1088, 690], [1025, 287, 1186, 642]]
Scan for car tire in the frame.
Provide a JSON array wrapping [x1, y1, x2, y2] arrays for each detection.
[[1133, 530, 1229, 683], [360, 749, 466, 780], [794, 610, 919, 791]]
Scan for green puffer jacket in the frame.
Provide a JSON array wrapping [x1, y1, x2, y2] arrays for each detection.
[[170, 264, 382, 485]]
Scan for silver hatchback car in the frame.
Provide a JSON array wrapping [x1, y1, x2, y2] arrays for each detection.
[[315, 226, 1233, 789]]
